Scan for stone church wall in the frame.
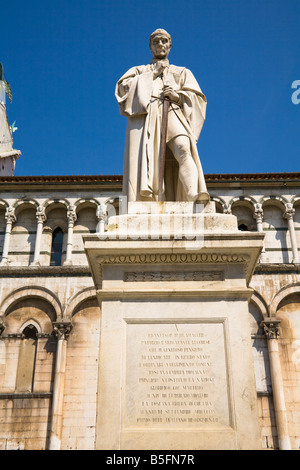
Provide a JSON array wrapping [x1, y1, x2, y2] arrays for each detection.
[[0, 176, 299, 449]]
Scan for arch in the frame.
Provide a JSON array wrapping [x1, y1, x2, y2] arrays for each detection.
[[75, 198, 99, 211], [0, 286, 62, 319], [64, 287, 97, 318], [210, 196, 226, 205], [229, 195, 257, 210], [0, 199, 9, 209], [16, 322, 39, 393], [19, 319, 42, 335], [13, 199, 39, 215], [210, 196, 225, 214], [44, 198, 70, 210], [270, 282, 300, 316], [259, 195, 288, 211], [44, 200, 69, 233], [251, 290, 269, 318], [291, 195, 300, 207], [229, 198, 257, 231]]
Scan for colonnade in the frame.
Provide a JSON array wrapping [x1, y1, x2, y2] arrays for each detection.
[[220, 201, 300, 264], [0, 202, 107, 266]]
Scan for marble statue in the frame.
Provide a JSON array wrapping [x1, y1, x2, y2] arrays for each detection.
[[115, 28, 209, 203]]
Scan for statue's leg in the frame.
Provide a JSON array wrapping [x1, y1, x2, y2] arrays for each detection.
[[167, 135, 198, 201]]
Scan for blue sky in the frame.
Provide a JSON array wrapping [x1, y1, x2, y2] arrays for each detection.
[[1, 0, 299, 176]]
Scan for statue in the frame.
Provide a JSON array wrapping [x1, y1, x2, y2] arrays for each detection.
[[115, 29, 209, 203]]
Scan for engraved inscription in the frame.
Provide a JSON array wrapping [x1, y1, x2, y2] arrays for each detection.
[[124, 322, 230, 429], [124, 271, 224, 282]]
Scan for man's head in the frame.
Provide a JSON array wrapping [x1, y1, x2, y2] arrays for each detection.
[[149, 29, 172, 60]]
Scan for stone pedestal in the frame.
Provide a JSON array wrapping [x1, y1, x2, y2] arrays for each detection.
[[83, 201, 264, 450]]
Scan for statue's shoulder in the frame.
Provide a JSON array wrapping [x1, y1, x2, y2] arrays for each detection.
[[169, 65, 187, 75]]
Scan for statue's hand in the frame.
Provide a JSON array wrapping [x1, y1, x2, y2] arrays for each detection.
[[163, 85, 180, 103]]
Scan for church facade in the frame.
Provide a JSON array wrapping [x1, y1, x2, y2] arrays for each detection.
[[0, 171, 299, 450]]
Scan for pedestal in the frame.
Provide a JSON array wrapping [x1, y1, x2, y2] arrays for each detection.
[[83, 201, 264, 450]]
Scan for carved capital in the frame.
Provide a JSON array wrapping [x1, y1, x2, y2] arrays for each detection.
[[284, 203, 295, 221], [5, 206, 16, 224], [253, 203, 264, 224], [96, 203, 107, 221], [67, 205, 77, 227], [36, 205, 47, 223], [261, 320, 281, 339], [52, 321, 72, 340], [223, 203, 232, 215]]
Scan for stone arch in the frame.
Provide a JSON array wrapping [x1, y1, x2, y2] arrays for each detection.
[[72, 201, 99, 261], [0, 199, 9, 209], [44, 199, 69, 231], [44, 198, 70, 211], [230, 197, 257, 231], [210, 196, 226, 214], [64, 287, 97, 318], [19, 318, 42, 335], [251, 290, 269, 318], [229, 195, 257, 209], [75, 198, 99, 210], [42, 201, 69, 265], [260, 196, 290, 263], [0, 286, 62, 320], [10, 200, 39, 265], [270, 282, 300, 316], [291, 195, 300, 207], [13, 198, 39, 214], [260, 195, 288, 211]]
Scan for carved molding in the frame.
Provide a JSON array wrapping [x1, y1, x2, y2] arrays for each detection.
[[96, 252, 249, 288], [97, 252, 249, 265], [124, 270, 224, 282]]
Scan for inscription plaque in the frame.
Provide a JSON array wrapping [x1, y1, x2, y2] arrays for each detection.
[[124, 321, 232, 429]]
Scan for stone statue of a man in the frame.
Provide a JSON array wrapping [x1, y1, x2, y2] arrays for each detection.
[[115, 29, 209, 203]]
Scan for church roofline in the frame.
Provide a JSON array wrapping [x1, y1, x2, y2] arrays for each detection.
[[0, 172, 299, 186]]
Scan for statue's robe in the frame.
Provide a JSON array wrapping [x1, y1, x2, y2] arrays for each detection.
[[115, 60, 207, 202]]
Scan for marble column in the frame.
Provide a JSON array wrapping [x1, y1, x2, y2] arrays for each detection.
[[253, 203, 266, 262], [32, 206, 46, 265], [64, 205, 77, 266], [262, 320, 292, 450], [96, 202, 107, 234], [49, 320, 72, 450], [284, 203, 300, 263], [1, 206, 16, 265]]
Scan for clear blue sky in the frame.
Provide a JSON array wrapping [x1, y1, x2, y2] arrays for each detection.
[[1, 0, 299, 176]]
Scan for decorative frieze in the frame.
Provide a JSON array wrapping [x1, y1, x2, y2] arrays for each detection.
[[124, 270, 224, 282], [96, 252, 249, 287]]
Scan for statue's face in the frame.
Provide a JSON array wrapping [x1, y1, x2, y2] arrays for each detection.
[[150, 34, 171, 59]]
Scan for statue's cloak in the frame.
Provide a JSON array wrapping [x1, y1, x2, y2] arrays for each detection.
[[115, 63, 207, 202]]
